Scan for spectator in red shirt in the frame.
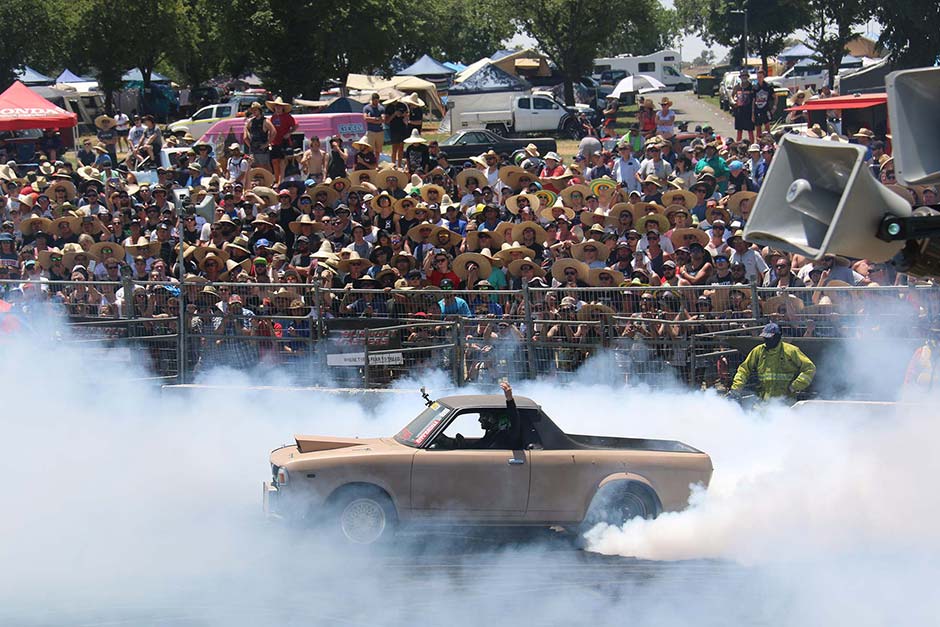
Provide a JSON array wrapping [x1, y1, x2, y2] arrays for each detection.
[[426, 251, 460, 287], [266, 97, 297, 185], [539, 152, 566, 192]]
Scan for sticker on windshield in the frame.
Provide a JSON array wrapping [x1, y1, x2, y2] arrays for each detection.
[[413, 418, 442, 446], [431, 402, 440, 410]]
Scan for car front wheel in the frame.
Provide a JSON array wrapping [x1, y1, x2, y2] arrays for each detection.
[[332, 487, 397, 545]]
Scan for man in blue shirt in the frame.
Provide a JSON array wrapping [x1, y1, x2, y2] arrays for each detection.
[[612, 144, 641, 193], [363, 93, 386, 155], [437, 278, 471, 317]]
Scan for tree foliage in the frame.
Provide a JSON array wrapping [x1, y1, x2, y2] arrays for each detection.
[[805, 0, 871, 88], [597, 0, 680, 58], [515, 0, 666, 105], [866, 0, 940, 68], [674, 0, 812, 71], [0, 0, 65, 89], [412, 0, 516, 65]]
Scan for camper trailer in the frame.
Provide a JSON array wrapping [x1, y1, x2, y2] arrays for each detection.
[[593, 49, 694, 91]]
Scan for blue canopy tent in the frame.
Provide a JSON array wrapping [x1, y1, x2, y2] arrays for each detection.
[[122, 68, 171, 83], [13, 66, 54, 86], [449, 63, 530, 95], [778, 44, 816, 61], [56, 69, 92, 83], [400, 54, 454, 91]]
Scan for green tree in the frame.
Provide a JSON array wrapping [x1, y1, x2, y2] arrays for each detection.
[[805, 0, 872, 88], [130, 0, 196, 89], [515, 0, 663, 105], [413, 0, 516, 65], [866, 0, 940, 68], [0, 0, 63, 88], [674, 0, 812, 72], [74, 0, 135, 114], [692, 50, 717, 66], [598, 1, 680, 58]]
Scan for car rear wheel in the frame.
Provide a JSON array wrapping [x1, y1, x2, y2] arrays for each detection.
[[485, 123, 508, 137], [563, 118, 581, 140], [331, 486, 397, 545], [580, 482, 658, 533]]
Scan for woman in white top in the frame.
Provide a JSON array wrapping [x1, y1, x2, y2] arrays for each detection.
[[655, 97, 676, 139]]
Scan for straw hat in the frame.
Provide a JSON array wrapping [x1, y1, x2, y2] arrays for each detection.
[[391, 194, 416, 216], [505, 193, 540, 215], [400, 92, 425, 108], [289, 214, 319, 235], [559, 184, 590, 207], [311, 240, 336, 261], [89, 241, 125, 262], [589, 177, 618, 197], [452, 251, 493, 280], [404, 129, 428, 145], [577, 302, 615, 321], [95, 115, 117, 130], [338, 251, 368, 273], [511, 220, 548, 245], [429, 226, 462, 249], [350, 169, 380, 186], [51, 214, 81, 234], [194, 245, 230, 265], [571, 239, 610, 261], [352, 136, 372, 152], [634, 212, 670, 233], [310, 183, 339, 206], [499, 165, 539, 190], [18, 215, 53, 236], [663, 204, 690, 221], [804, 124, 826, 139], [705, 204, 732, 225], [62, 243, 94, 268], [494, 241, 536, 264], [0, 163, 20, 182], [661, 189, 696, 208], [46, 179, 77, 201], [265, 96, 292, 112], [37, 247, 65, 270], [377, 166, 409, 189], [580, 208, 609, 227], [247, 167, 275, 188], [551, 258, 589, 283], [507, 256, 545, 278], [420, 184, 445, 203], [126, 241, 161, 258], [727, 191, 758, 215], [852, 127, 874, 139], [670, 227, 709, 248], [465, 228, 504, 252], [77, 166, 101, 181], [406, 221, 436, 241], [605, 203, 635, 227], [761, 294, 805, 316], [539, 198, 576, 222], [456, 167, 485, 191], [588, 267, 625, 286]]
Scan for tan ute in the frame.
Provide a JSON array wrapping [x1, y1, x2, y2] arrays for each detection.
[[264, 394, 712, 544]]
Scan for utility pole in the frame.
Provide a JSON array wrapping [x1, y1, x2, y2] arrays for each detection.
[[730, 3, 749, 68]]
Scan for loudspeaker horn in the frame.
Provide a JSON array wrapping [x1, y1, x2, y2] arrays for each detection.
[[743, 134, 912, 262], [886, 66, 940, 186]]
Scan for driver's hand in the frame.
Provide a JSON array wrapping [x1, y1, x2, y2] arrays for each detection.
[[500, 380, 512, 399]]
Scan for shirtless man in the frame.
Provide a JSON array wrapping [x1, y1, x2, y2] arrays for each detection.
[[301, 135, 327, 184]]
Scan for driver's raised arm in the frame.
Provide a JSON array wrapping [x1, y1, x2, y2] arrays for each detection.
[[500, 380, 522, 447]]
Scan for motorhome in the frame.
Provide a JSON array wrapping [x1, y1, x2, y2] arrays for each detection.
[[593, 49, 694, 90]]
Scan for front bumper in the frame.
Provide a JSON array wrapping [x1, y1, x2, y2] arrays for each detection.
[[262, 481, 282, 519]]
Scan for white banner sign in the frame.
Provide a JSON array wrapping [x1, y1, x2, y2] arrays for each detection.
[[326, 352, 404, 367]]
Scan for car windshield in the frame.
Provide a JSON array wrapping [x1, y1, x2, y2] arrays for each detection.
[[394, 402, 451, 448], [439, 134, 463, 146]]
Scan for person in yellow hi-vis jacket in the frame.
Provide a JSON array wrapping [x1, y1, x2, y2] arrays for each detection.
[[731, 323, 816, 400]]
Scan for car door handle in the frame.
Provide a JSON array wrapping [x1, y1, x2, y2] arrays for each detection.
[[508, 458, 525, 465]]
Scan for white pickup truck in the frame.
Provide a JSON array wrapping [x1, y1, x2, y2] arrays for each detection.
[[167, 102, 238, 138], [449, 92, 591, 139]]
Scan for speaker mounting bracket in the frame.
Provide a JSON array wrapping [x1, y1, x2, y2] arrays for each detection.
[[878, 208, 940, 242]]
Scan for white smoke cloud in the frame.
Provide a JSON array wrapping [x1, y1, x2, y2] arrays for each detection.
[[2, 312, 939, 625]]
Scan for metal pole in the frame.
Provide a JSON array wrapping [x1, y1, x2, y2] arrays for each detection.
[[176, 217, 186, 385], [362, 327, 371, 389], [750, 283, 761, 321], [522, 285, 536, 379], [743, 3, 749, 69], [451, 321, 463, 386]]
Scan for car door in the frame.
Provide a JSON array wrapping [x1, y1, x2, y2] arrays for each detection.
[[411, 410, 530, 520], [532, 96, 563, 131], [514, 97, 533, 132]]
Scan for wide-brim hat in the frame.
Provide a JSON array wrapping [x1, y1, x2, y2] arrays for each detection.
[[404, 129, 428, 145], [350, 169, 380, 186], [539, 198, 575, 222], [453, 251, 493, 280], [406, 221, 436, 242], [95, 115, 117, 130], [62, 242, 94, 268], [533, 189, 558, 209], [390, 251, 417, 270], [852, 127, 875, 139], [551, 258, 589, 283], [661, 189, 696, 208], [634, 211, 670, 233], [465, 229, 504, 252], [37, 247, 65, 270], [420, 184, 445, 203], [762, 294, 805, 316], [195, 245, 231, 265], [429, 226, 462, 249], [289, 214, 319, 235], [47, 179, 77, 200], [670, 227, 709, 249], [248, 186, 277, 208], [588, 267, 625, 287], [77, 166, 101, 181], [377, 166, 410, 189], [559, 184, 590, 207], [391, 194, 416, 216], [727, 191, 758, 214], [51, 214, 81, 234], [369, 245, 393, 264], [511, 220, 547, 245], [589, 177, 618, 198], [571, 239, 610, 261], [663, 203, 690, 221], [494, 241, 536, 264], [18, 215, 53, 236], [705, 205, 732, 225], [338, 251, 368, 273], [310, 183, 339, 206], [352, 136, 372, 152], [265, 96, 292, 112], [577, 302, 615, 321], [247, 167, 275, 188], [604, 202, 635, 227], [311, 240, 336, 261], [506, 193, 540, 216], [126, 241, 161, 258], [580, 208, 610, 228], [89, 241, 125, 262], [499, 165, 539, 190], [456, 167, 484, 191], [400, 92, 425, 108], [507, 256, 545, 278]]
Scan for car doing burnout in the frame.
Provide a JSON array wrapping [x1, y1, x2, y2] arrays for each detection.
[[264, 394, 712, 544]]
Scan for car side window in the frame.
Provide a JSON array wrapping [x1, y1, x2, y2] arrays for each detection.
[[518, 409, 543, 449], [429, 412, 486, 450], [533, 98, 554, 111], [217, 106, 232, 117], [464, 132, 486, 143], [192, 108, 212, 121], [517, 98, 531, 110]]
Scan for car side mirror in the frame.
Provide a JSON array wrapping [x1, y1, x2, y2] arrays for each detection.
[[526, 443, 543, 451]]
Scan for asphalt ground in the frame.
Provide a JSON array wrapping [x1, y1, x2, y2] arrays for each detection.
[[669, 90, 736, 138]]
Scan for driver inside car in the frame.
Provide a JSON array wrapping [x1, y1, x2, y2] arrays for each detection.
[[438, 381, 523, 450]]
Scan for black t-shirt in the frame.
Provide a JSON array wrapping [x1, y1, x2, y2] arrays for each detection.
[[753, 83, 774, 113], [405, 144, 430, 173], [409, 107, 423, 131]]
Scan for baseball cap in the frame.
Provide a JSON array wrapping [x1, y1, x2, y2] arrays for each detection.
[[759, 322, 782, 338], [728, 160, 744, 171]]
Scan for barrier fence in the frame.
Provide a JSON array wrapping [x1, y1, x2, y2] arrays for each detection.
[[2, 278, 937, 391]]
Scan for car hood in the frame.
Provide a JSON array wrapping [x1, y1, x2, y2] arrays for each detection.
[[293, 435, 402, 455]]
